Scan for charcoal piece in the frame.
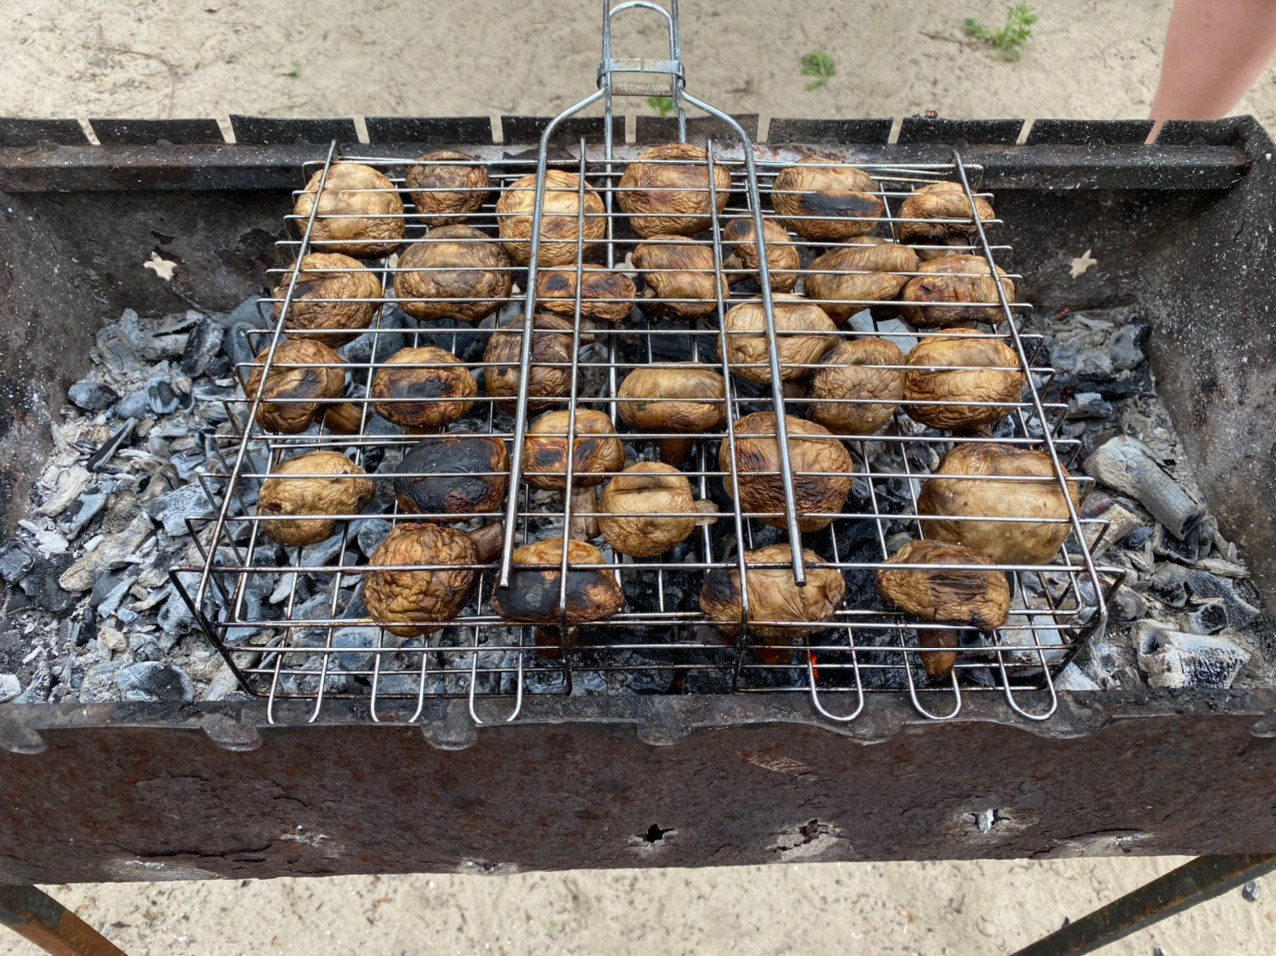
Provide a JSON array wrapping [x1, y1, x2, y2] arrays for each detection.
[[18, 553, 76, 615], [1186, 601, 1229, 635], [1149, 563, 1189, 607], [1086, 436, 1206, 543], [0, 672, 20, 703], [1108, 320, 1149, 371], [146, 483, 216, 537], [1136, 623, 1250, 689], [1110, 585, 1147, 623], [116, 661, 195, 702], [67, 379, 120, 412], [87, 418, 137, 472], [1186, 570, 1263, 631], [62, 490, 108, 539], [0, 540, 34, 584], [181, 317, 226, 376]]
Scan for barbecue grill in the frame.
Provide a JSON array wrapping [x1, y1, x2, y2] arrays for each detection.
[[1, 0, 1275, 920]]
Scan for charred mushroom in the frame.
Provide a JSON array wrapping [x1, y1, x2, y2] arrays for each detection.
[[616, 363, 726, 465], [720, 412, 854, 532], [244, 339, 346, 434], [364, 523, 479, 637], [770, 155, 883, 242], [535, 263, 636, 324], [808, 337, 905, 436], [699, 543, 846, 665], [632, 234, 727, 320], [720, 217, 800, 291], [617, 143, 732, 237], [523, 408, 626, 540], [896, 181, 995, 258], [404, 149, 490, 226], [393, 433, 509, 520], [496, 170, 606, 266], [877, 539, 1011, 631], [903, 329, 1026, 431], [598, 461, 699, 558], [273, 253, 382, 347], [257, 451, 375, 547], [371, 346, 477, 432], [917, 443, 1081, 565], [483, 313, 575, 414], [394, 225, 512, 324], [899, 255, 1015, 328], [803, 238, 920, 323], [294, 162, 404, 258], [492, 537, 624, 625], [720, 294, 838, 385]]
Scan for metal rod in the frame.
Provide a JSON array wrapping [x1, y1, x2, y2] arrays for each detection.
[[0, 885, 126, 956]]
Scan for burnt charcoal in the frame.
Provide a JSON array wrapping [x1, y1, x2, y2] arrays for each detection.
[[116, 661, 195, 702], [1110, 585, 1147, 623], [94, 574, 137, 621], [18, 553, 77, 616], [1152, 523, 1210, 564], [88, 570, 128, 609], [1186, 570, 1263, 631], [221, 320, 260, 374], [61, 490, 108, 540], [341, 325, 407, 369], [95, 310, 147, 366], [146, 483, 216, 537], [170, 447, 207, 482], [181, 317, 225, 376], [353, 518, 393, 556], [1136, 623, 1250, 689], [0, 672, 20, 703], [1108, 320, 1150, 371], [1068, 392, 1113, 420], [16, 663, 54, 703], [147, 379, 181, 415], [157, 587, 196, 636], [1149, 563, 1189, 607], [1124, 527, 1153, 549], [67, 379, 120, 412], [87, 418, 136, 472], [1186, 601, 1229, 635], [130, 639, 164, 662], [0, 540, 34, 584]]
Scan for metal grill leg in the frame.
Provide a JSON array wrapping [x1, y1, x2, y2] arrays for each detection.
[[1013, 854, 1276, 956], [0, 885, 125, 956]]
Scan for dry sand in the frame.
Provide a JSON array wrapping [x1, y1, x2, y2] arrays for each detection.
[[2, 1, 1275, 953]]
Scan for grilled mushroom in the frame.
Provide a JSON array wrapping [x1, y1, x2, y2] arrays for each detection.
[[617, 143, 732, 237], [523, 408, 626, 540], [918, 443, 1081, 565], [244, 339, 346, 434], [404, 149, 490, 226], [720, 294, 838, 384], [699, 543, 846, 665], [897, 181, 995, 258], [534, 263, 636, 324], [273, 253, 382, 347], [903, 329, 1025, 431], [632, 234, 727, 319], [616, 363, 726, 465], [877, 539, 1011, 631], [721, 217, 800, 291], [294, 162, 404, 258], [394, 225, 512, 323], [393, 433, 509, 520], [483, 314, 575, 414], [364, 523, 480, 637], [771, 155, 883, 242], [597, 461, 698, 558], [257, 451, 375, 547], [497, 170, 606, 266], [804, 238, 921, 323], [371, 346, 477, 432], [492, 537, 624, 625], [720, 412, 854, 532], [899, 255, 1014, 328], [808, 338, 905, 436]]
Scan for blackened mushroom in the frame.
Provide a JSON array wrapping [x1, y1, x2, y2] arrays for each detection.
[[803, 238, 920, 323], [903, 329, 1025, 431], [616, 363, 727, 465], [257, 451, 375, 547], [483, 314, 575, 414], [617, 143, 733, 237], [720, 217, 801, 291], [523, 408, 626, 540], [244, 339, 346, 434], [371, 346, 478, 432], [771, 155, 883, 242], [535, 264, 636, 323], [899, 254, 1015, 327], [720, 294, 838, 385], [393, 433, 509, 520], [497, 170, 606, 266], [294, 162, 404, 258], [877, 539, 1011, 631], [404, 149, 490, 226], [394, 225, 512, 324], [274, 253, 383, 347], [632, 234, 727, 320], [492, 538, 624, 625], [364, 523, 480, 637], [808, 337, 905, 436]]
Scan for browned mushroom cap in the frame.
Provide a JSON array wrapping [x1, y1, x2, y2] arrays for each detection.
[[897, 181, 995, 255], [393, 434, 509, 520], [394, 225, 512, 324], [273, 253, 383, 347], [597, 462, 697, 558], [617, 143, 733, 237], [721, 217, 801, 291], [720, 294, 838, 384], [244, 339, 346, 434], [483, 314, 575, 414], [918, 443, 1081, 565], [492, 537, 624, 625], [617, 363, 726, 465], [404, 149, 490, 226], [904, 329, 1025, 431], [496, 170, 606, 266], [808, 338, 905, 436], [770, 155, 884, 242], [877, 539, 1010, 631], [364, 523, 479, 637], [294, 162, 404, 258], [899, 255, 1014, 328], [535, 264, 636, 323], [720, 412, 854, 532], [522, 409, 625, 491], [257, 451, 375, 547], [632, 234, 727, 319], [700, 543, 845, 654], [804, 238, 921, 322], [371, 346, 477, 431]]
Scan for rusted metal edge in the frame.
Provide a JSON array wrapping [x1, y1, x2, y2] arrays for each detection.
[[0, 690, 1273, 754], [0, 884, 126, 956]]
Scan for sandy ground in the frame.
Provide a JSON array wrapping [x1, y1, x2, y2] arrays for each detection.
[[2, 2, 1275, 954]]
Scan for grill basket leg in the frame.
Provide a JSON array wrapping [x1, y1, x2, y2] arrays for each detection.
[[0, 885, 125, 956], [1014, 854, 1276, 956]]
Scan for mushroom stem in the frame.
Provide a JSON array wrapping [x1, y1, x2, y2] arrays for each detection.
[[567, 485, 600, 541], [919, 627, 960, 682], [656, 436, 695, 467], [467, 522, 505, 563]]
